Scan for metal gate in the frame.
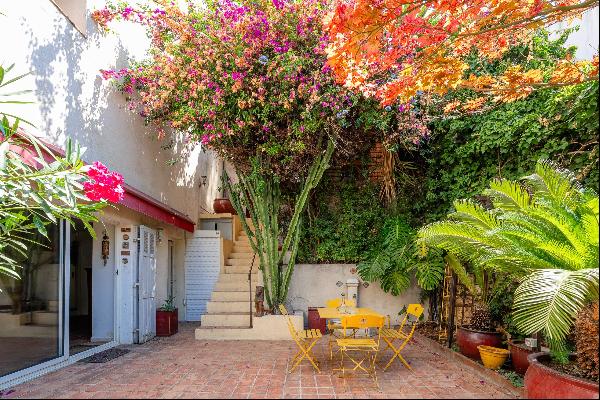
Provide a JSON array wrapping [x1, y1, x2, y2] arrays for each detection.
[[137, 225, 156, 343], [184, 230, 221, 321]]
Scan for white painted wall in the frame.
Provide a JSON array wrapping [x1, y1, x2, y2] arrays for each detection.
[[1, 1, 233, 338], [287, 264, 426, 327], [1, 0, 222, 218], [553, 7, 599, 60], [91, 223, 116, 342]]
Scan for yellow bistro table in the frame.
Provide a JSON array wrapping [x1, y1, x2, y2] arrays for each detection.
[[317, 307, 385, 320]]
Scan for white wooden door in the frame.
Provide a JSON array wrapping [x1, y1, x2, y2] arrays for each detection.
[[185, 230, 221, 321], [137, 226, 156, 343]]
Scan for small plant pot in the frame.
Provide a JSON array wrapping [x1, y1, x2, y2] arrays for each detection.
[[524, 352, 599, 399], [478, 345, 510, 369], [456, 326, 503, 360], [156, 309, 178, 337], [509, 340, 534, 375], [213, 198, 237, 214]]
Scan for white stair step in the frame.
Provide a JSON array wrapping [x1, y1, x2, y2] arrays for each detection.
[[225, 265, 259, 274], [201, 313, 250, 327], [214, 281, 255, 291], [229, 252, 254, 259], [219, 273, 257, 283], [227, 258, 257, 266], [211, 291, 255, 302], [206, 301, 250, 313]]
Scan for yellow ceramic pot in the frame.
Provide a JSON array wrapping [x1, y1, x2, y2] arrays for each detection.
[[478, 345, 510, 369]]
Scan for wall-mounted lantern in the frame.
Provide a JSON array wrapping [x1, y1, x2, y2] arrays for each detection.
[[199, 175, 207, 188], [157, 228, 164, 245], [101, 230, 110, 265]]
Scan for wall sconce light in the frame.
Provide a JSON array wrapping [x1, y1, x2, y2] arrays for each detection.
[[101, 230, 110, 266], [157, 228, 164, 245], [199, 175, 207, 187]]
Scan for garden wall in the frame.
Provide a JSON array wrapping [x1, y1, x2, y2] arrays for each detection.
[[287, 264, 426, 327]]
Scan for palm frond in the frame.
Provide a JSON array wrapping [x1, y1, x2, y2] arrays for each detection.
[[451, 199, 498, 229], [513, 268, 599, 344], [484, 179, 531, 211]]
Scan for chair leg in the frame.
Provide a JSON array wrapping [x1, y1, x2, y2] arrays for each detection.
[[289, 338, 321, 373]]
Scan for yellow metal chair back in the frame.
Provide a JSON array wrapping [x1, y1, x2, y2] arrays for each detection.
[[342, 314, 384, 347], [280, 304, 322, 373], [335, 314, 385, 386], [381, 303, 424, 371], [398, 303, 424, 336], [326, 298, 356, 308], [326, 298, 342, 308]]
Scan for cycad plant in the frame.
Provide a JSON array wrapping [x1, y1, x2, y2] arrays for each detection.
[[418, 160, 599, 350]]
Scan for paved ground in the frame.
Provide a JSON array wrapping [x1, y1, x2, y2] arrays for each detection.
[[4, 323, 518, 399]]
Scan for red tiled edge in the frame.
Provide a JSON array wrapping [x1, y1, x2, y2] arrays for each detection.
[[414, 332, 525, 398]]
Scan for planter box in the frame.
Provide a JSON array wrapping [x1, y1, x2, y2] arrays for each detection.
[[156, 309, 178, 337], [456, 326, 503, 360], [509, 340, 534, 375], [525, 352, 599, 399]]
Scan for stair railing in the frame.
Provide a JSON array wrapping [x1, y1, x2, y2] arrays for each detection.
[[248, 253, 256, 328]]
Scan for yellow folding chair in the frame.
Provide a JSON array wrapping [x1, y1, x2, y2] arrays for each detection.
[[335, 314, 385, 386], [326, 298, 356, 359], [279, 305, 322, 373], [380, 303, 424, 371]]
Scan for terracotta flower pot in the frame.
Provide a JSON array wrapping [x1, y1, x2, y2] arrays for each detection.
[[456, 326, 503, 360], [156, 309, 178, 337], [524, 352, 599, 399], [509, 340, 534, 375], [213, 198, 237, 214]]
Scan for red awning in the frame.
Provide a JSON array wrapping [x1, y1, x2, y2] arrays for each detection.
[[10, 131, 195, 233], [120, 184, 195, 232]]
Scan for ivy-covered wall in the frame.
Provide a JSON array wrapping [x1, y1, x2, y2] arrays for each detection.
[[298, 80, 599, 264], [407, 81, 599, 224]]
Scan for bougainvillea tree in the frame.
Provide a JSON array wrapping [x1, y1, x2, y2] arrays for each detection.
[[93, 0, 391, 309], [324, 0, 599, 105]]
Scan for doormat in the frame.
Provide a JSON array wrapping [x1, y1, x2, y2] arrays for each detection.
[[79, 348, 130, 363]]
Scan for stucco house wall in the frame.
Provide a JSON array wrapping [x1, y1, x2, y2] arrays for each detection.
[[287, 264, 426, 327], [0, 1, 223, 331]]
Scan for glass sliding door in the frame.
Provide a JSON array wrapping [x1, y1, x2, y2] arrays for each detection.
[[0, 222, 65, 378]]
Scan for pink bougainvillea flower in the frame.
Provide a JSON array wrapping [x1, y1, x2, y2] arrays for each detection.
[[84, 161, 125, 203]]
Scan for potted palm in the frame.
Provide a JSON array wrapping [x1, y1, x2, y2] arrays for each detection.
[[156, 296, 178, 337], [418, 160, 599, 398]]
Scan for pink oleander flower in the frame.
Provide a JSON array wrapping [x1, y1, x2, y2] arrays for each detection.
[[84, 161, 125, 203]]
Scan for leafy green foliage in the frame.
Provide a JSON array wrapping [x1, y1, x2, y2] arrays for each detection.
[[418, 161, 599, 350], [225, 141, 334, 309], [298, 180, 384, 263], [410, 81, 598, 224], [498, 369, 524, 388], [357, 216, 445, 296]]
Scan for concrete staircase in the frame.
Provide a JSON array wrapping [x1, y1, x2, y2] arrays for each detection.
[[199, 225, 258, 329]]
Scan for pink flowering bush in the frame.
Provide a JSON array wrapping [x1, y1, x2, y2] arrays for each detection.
[[93, 0, 385, 178], [83, 161, 125, 203]]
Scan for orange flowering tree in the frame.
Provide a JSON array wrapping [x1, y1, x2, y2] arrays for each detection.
[[324, 0, 599, 105]]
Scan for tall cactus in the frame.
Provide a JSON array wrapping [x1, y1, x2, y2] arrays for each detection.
[[225, 139, 334, 310]]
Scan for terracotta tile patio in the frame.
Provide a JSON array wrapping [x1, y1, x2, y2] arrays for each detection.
[[3, 324, 519, 399]]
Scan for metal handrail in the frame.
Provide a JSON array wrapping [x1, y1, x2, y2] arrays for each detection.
[[248, 253, 256, 328]]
